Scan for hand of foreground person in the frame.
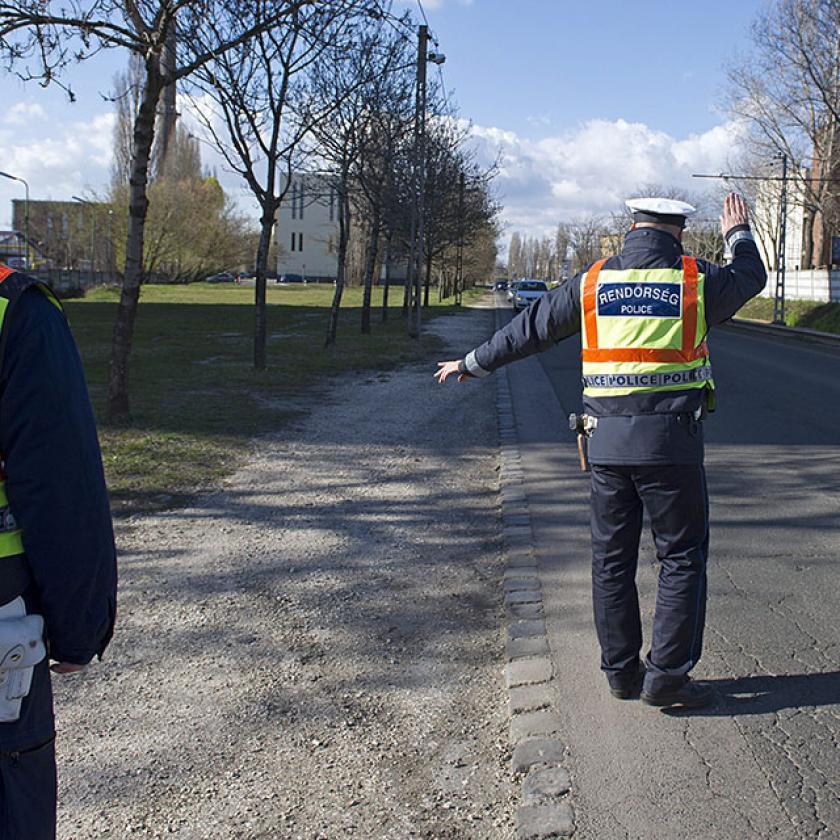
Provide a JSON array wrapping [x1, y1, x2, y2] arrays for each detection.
[[721, 192, 750, 235], [50, 661, 87, 675], [435, 360, 472, 383]]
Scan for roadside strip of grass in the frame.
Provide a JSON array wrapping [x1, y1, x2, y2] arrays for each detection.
[[736, 296, 840, 334], [68, 283, 488, 514]]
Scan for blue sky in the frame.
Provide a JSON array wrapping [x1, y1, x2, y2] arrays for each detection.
[[1, 1, 765, 237], [420, 0, 762, 140]]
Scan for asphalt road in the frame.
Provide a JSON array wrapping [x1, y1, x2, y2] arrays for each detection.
[[495, 296, 840, 839]]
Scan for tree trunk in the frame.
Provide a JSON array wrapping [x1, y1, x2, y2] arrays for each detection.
[[381, 232, 393, 322], [423, 247, 432, 307], [106, 65, 163, 423], [325, 178, 349, 347], [361, 206, 381, 334], [402, 250, 411, 317], [253, 204, 276, 370], [802, 209, 814, 270]]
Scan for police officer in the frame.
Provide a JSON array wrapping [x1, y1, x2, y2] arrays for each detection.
[[0, 262, 117, 838], [435, 193, 765, 708]]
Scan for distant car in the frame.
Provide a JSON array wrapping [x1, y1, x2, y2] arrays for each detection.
[[506, 280, 521, 302], [494, 280, 509, 291], [279, 273, 307, 284], [206, 272, 237, 283], [512, 279, 548, 311]]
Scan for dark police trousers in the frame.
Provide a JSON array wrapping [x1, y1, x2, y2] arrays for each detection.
[[0, 657, 57, 840], [589, 463, 708, 691], [0, 735, 56, 840]]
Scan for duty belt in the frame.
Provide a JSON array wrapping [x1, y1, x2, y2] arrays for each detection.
[[582, 366, 713, 389]]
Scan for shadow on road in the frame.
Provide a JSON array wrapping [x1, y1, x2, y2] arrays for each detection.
[[664, 670, 840, 717]]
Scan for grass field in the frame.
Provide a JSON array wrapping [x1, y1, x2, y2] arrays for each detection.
[[736, 295, 840, 334], [67, 282, 487, 514]]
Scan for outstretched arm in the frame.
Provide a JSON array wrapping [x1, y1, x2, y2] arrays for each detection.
[[435, 279, 582, 384]]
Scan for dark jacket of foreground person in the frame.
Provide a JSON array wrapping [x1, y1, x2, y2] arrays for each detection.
[[0, 264, 117, 840]]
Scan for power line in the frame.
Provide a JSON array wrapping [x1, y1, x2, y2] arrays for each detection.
[[693, 173, 840, 183], [415, 0, 429, 27], [436, 63, 451, 112]]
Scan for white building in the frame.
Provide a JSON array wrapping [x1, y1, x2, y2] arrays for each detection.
[[754, 169, 808, 273], [275, 174, 339, 281], [753, 168, 840, 302]]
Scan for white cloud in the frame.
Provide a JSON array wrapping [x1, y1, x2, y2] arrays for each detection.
[[0, 105, 117, 227], [6, 102, 48, 127], [469, 118, 747, 239]]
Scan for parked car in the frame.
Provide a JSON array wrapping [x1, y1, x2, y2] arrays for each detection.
[[279, 273, 307, 284], [512, 279, 548, 311], [494, 280, 509, 291], [206, 271, 237, 283]]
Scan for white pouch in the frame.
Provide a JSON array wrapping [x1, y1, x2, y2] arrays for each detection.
[[0, 597, 47, 722]]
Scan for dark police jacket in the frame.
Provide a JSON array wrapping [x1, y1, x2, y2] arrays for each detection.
[[467, 228, 767, 465], [0, 273, 117, 749]]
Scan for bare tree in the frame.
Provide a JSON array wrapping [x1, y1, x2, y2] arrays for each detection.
[[295, 14, 407, 346], [1, 0, 312, 419], [348, 15, 415, 333], [568, 214, 604, 274], [508, 232, 524, 279], [188, 1, 370, 368], [420, 118, 498, 305], [725, 0, 840, 267]]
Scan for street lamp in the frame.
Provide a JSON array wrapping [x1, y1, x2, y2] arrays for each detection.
[[0, 170, 30, 270], [72, 195, 96, 274]]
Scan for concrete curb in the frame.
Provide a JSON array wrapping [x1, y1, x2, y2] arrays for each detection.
[[495, 308, 576, 839], [724, 317, 840, 348]]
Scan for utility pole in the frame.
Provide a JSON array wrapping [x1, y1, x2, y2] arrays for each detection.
[[406, 25, 445, 338], [406, 24, 429, 339], [455, 171, 465, 306], [773, 153, 788, 324]]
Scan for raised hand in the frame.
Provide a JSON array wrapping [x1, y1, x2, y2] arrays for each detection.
[[721, 192, 750, 236]]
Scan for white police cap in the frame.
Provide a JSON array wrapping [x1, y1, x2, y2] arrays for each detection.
[[625, 197, 697, 227]]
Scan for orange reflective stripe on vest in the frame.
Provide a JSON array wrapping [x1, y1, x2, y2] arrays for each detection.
[[0, 265, 15, 284], [581, 256, 707, 364], [582, 257, 608, 351]]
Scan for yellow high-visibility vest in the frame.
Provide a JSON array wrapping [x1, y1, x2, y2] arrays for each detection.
[[580, 256, 715, 405]]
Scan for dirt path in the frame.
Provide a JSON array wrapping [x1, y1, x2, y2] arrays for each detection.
[[54, 303, 517, 840]]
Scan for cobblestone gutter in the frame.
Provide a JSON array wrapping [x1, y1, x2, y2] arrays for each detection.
[[495, 307, 576, 840]]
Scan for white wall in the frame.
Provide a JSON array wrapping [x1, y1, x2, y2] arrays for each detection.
[[275, 174, 338, 280], [759, 268, 840, 302]]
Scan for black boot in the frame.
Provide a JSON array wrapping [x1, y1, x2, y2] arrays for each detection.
[[607, 661, 646, 700], [640, 678, 714, 708]]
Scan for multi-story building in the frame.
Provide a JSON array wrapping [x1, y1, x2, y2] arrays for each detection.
[[275, 174, 339, 281], [275, 173, 409, 284], [12, 198, 112, 270]]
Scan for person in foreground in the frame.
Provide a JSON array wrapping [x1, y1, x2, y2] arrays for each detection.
[[435, 193, 766, 709], [0, 262, 117, 838]]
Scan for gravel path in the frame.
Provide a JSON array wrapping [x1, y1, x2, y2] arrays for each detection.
[[53, 303, 518, 840]]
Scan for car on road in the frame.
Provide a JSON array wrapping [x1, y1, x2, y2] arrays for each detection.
[[206, 272, 237, 283], [279, 273, 307, 284], [512, 279, 548, 312], [494, 280, 509, 291], [506, 280, 521, 302]]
